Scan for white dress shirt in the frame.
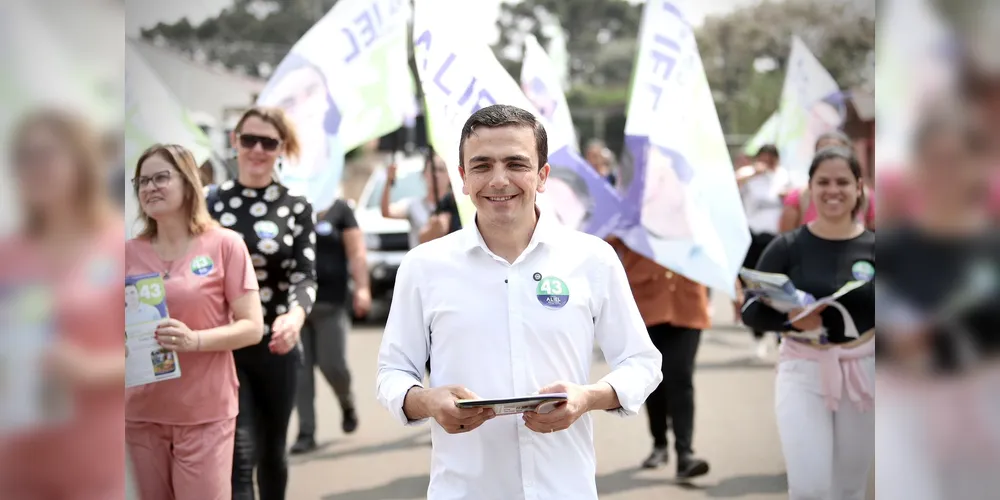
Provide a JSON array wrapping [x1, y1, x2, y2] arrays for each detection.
[[376, 210, 663, 500], [737, 165, 794, 235]]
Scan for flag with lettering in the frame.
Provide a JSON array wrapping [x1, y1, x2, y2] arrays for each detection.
[[413, 0, 622, 235], [617, 0, 749, 298], [775, 36, 843, 185], [124, 40, 214, 239], [257, 0, 415, 212]]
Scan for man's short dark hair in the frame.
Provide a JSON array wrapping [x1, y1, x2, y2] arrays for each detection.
[[459, 104, 548, 169], [755, 144, 779, 158]]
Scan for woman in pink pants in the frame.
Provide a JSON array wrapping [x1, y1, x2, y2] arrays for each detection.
[[126, 144, 264, 500], [0, 110, 126, 500]]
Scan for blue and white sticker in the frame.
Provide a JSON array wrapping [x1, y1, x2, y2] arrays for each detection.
[[254, 220, 280, 240], [315, 220, 333, 236], [851, 261, 875, 282], [536, 276, 570, 309]]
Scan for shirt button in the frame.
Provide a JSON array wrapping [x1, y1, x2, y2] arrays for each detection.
[[665, 271, 674, 279]]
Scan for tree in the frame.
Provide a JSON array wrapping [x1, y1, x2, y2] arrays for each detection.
[[494, 0, 643, 89], [696, 0, 876, 134], [140, 0, 340, 77]]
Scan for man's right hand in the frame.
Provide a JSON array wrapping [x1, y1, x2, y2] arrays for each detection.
[[386, 163, 398, 184], [404, 385, 496, 434]]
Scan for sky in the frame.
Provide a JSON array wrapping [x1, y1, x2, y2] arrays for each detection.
[[126, 0, 767, 37]]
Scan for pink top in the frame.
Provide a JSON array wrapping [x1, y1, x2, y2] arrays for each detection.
[[125, 226, 258, 425], [780, 338, 875, 412], [784, 187, 877, 226], [0, 221, 126, 492]]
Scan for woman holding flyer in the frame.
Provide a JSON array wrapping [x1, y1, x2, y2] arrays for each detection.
[[206, 107, 317, 500], [126, 144, 264, 500], [741, 147, 875, 500], [0, 110, 124, 499]]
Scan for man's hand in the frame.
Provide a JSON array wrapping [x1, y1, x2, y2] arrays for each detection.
[[353, 287, 372, 318], [405, 385, 495, 434], [386, 163, 398, 184], [522, 381, 593, 434]]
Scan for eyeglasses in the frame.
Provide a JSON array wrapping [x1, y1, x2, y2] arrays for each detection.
[[133, 170, 172, 190], [238, 134, 282, 152]]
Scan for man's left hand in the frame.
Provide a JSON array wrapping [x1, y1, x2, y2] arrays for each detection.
[[522, 381, 591, 434]]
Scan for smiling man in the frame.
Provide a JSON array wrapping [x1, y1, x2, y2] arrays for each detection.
[[376, 104, 663, 500]]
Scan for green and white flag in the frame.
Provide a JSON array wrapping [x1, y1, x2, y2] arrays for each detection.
[[775, 36, 842, 185], [742, 111, 779, 157]]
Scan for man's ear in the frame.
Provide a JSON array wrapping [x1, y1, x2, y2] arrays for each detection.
[[458, 165, 469, 195], [537, 163, 551, 193]]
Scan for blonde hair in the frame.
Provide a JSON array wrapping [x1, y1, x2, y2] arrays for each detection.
[[133, 144, 218, 240], [234, 106, 302, 162], [11, 109, 114, 236]]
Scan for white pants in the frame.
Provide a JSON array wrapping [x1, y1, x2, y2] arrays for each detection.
[[775, 356, 875, 500]]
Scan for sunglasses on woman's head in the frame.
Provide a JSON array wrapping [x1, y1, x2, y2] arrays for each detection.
[[238, 134, 281, 152]]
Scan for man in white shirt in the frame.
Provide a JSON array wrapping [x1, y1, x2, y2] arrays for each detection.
[[376, 104, 663, 500]]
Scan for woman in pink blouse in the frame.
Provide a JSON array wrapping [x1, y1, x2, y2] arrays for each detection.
[[0, 110, 126, 499], [126, 144, 263, 500]]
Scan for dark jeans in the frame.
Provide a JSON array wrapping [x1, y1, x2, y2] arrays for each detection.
[[742, 232, 777, 340], [645, 324, 702, 455], [296, 302, 354, 436], [232, 341, 300, 500]]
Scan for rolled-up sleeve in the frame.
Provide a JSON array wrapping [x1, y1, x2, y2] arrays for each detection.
[[376, 251, 430, 426], [593, 244, 663, 417]]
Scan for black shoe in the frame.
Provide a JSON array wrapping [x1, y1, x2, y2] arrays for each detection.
[[641, 447, 669, 469], [289, 435, 317, 455], [342, 408, 358, 434], [676, 454, 710, 480]]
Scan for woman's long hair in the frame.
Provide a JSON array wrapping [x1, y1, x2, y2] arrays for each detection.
[[133, 144, 217, 240]]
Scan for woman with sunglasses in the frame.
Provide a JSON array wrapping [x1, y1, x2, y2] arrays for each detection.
[[209, 107, 317, 500], [0, 110, 124, 499], [741, 147, 875, 500], [126, 144, 263, 500]]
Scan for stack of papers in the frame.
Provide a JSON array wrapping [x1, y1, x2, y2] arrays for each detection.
[[126, 273, 181, 388], [740, 268, 868, 323]]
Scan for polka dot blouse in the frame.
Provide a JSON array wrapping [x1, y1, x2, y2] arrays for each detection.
[[209, 179, 318, 336]]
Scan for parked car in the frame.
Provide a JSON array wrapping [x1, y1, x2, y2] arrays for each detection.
[[354, 155, 428, 305]]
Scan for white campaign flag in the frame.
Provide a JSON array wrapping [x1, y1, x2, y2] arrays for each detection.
[[124, 40, 214, 239], [521, 34, 579, 153], [257, 0, 414, 212], [413, 0, 622, 236], [775, 36, 844, 185], [617, 0, 749, 298]]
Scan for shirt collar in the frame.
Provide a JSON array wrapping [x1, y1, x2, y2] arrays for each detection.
[[460, 206, 556, 256]]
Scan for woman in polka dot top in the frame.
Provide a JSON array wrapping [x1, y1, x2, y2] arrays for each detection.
[[209, 107, 317, 500]]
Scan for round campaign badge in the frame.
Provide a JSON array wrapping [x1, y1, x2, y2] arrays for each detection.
[[254, 220, 280, 240], [315, 220, 333, 236], [536, 276, 570, 309], [851, 261, 874, 282], [190, 255, 215, 276]]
